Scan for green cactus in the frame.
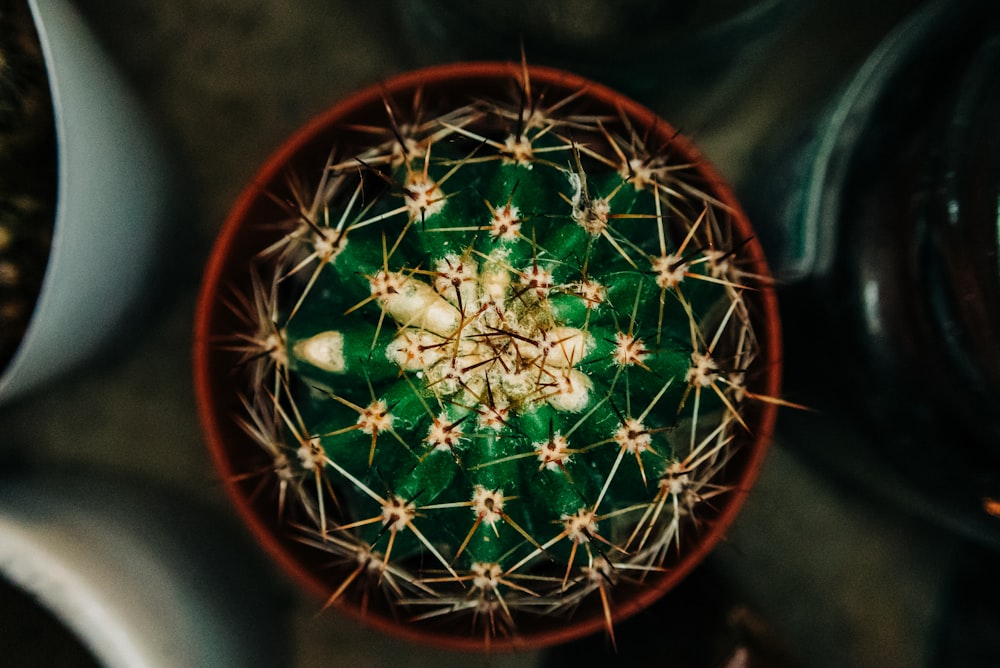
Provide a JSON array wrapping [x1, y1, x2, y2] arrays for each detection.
[[227, 67, 771, 641]]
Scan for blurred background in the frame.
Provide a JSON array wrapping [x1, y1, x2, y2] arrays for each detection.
[[3, 0, 999, 665]]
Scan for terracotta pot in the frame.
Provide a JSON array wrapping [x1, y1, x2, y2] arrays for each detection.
[[194, 62, 782, 652]]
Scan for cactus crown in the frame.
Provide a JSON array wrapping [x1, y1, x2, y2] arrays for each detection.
[[222, 65, 772, 645]]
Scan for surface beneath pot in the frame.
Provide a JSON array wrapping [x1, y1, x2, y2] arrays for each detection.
[[1, 0, 978, 666]]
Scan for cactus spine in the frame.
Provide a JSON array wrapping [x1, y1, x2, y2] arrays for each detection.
[[225, 66, 771, 642]]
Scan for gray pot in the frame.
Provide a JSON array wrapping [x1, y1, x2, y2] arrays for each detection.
[[0, 469, 289, 667], [0, 0, 172, 404]]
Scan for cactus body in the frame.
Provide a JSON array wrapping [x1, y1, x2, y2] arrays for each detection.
[[223, 67, 773, 642]]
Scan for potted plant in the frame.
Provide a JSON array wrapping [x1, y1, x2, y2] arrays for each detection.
[[747, 0, 1000, 548], [195, 61, 783, 651], [0, 0, 172, 405], [0, 0, 56, 386], [0, 465, 289, 667]]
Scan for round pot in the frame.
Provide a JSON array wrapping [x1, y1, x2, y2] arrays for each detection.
[[0, 0, 173, 405], [0, 468, 289, 667], [194, 62, 782, 652], [765, 0, 1000, 548]]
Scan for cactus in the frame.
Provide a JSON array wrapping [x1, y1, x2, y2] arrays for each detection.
[[219, 65, 777, 645]]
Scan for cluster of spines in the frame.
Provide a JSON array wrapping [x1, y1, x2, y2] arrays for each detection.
[[221, 66, 773, 644]]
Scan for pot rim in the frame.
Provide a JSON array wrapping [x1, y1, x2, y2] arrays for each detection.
[[194, 60, 782, 652]]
